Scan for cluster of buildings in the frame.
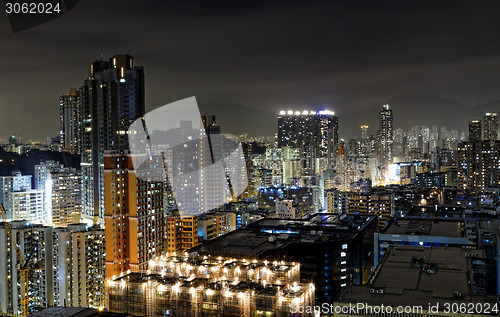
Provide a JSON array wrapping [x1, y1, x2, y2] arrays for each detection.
[[0, 53, 499, 316], [0, 222, 105, 311], [0, 161, 80, 226]]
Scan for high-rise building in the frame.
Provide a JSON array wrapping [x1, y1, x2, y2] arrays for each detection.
[[200, 115, 230, 212], [104, 151, 165, 277], [458, 140, 500, 192], [326, 189, 349, 214], [10, 190, 45, 224], [0, 172, 48, 224], [0, 172, 31, 219], [80, 54, 145, 223], [0, 221, 54, 314], [277, 110, 338, 170], [379, 104, 393, 162], [361, 125, 368, 140], [59, 88, 80, 154], [484, 112, 499, 140], [468, 120, 482, 142], [0, 221, 106, 314], [35, 161, 82, 227], [53, 224, 106, 309]]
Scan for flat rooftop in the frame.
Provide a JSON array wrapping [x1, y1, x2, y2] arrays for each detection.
[[195, 227, 364, 257], [383, 219, 465, 238], [193, 215, 373, 257], [250, 213, 376, 232], [337, 246, 487, 307], [193, 229, 293, 256]]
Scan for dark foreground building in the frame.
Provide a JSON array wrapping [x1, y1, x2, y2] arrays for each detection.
[[192, 213, 377, 303], [335, 246, 497, 317]]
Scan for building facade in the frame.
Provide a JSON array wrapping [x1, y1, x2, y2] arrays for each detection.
[[104, 151, 166, 277], [80, 54, 145, 223], [59, 88, 80, 154], [379, 104, 393, 163], [107, 254, 315, 317]]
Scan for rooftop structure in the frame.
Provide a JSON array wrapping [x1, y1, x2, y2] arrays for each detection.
[[193, 214, 377, 303], [107, 254, 315, 317], [375, 218, 470, 266]]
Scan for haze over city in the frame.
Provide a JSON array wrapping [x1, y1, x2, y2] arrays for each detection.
[[0, 2, 500, 317], [1, 0, 500, 141]]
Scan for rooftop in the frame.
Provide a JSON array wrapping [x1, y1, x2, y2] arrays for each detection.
[[193, 214, 376, 257], [383, 218, 465, 238], [337, 246, 488, 307]]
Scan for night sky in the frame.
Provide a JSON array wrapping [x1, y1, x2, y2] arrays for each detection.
[[1, 0, 500, 142]]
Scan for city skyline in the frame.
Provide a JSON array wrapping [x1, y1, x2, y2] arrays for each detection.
[[1, 2, 500, 316], [2, 0, 500, 141]]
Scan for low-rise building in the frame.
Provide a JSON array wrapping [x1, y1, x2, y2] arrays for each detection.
[[107, 254, 315, 317], [335, 246, 494, 317]]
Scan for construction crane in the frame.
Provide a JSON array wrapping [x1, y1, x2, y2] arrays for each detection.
[[0, 203, 41, 317]]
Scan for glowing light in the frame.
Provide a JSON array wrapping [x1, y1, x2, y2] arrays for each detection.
[[158, 285, 167, 292], [318, 110, 334, 115], [172, 283, 180, 293]]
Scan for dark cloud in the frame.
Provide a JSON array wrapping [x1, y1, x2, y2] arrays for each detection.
[[1, 0, 500, 142]]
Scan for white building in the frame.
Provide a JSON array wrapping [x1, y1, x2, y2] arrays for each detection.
[[276, 199, 297, 219], [53, 224, 105, 308], [35, 161, 82, 226], [0, 221, 54, 315], [0, 221, 106, 315], [10, 190, 46, 224], [0, 172, 32, 219]]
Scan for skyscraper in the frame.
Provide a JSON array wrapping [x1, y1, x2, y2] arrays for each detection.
[[200, 115, 228, 211], [379, 104, 393, 162], [80, 54, 145, 223], [361, 125, 369, 140], [277, 110, 338, 171], [59, 88, 80, 154], [104, 151, 166, 277], [458, 140, 500, 192], [484, 113, 499, 140], [469, 120, 482, 142]]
